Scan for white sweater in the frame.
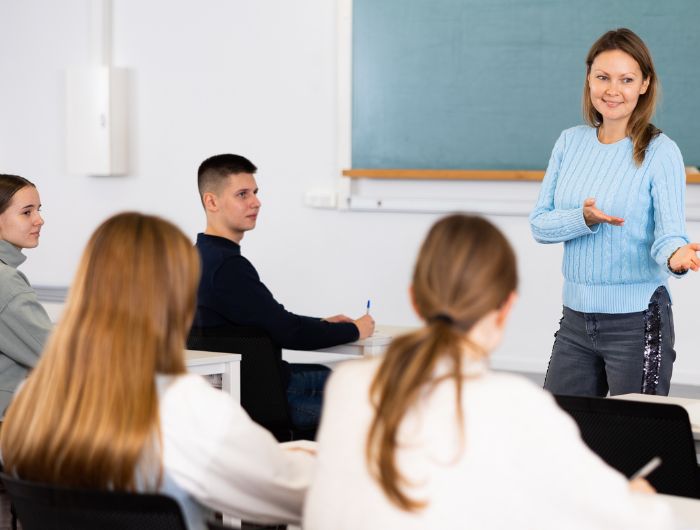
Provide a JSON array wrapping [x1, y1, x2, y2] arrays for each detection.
[[155, 374, 314, 529], [303, 358, 674, 530]]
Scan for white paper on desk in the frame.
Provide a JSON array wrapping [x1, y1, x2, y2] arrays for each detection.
[[680, 402, 700, 430]]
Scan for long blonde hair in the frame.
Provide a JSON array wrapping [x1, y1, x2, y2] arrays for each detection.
[[366, 214, 518, 511], [1, 212, 200, 490], [582, 28, 660, 166]]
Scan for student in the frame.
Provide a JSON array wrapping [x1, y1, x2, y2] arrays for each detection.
[[194, 154, 374, 430], [0, 212, 315, 529], [530, 28, 699, 397], [0, 174, 51, 418], [304, 214, 672, 530]]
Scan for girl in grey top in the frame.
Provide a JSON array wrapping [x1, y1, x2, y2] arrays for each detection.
[[0, 175, 51, 417]]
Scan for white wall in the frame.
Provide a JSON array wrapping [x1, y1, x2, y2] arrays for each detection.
[[1, 0, 698, 384]]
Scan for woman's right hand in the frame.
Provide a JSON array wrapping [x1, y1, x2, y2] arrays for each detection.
[[583, 198, 625, 227], [354, 314, 375, 339]]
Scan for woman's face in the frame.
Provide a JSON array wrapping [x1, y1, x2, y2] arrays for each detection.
[[588, 49, 650, 129], [0, 186, 44, 249]]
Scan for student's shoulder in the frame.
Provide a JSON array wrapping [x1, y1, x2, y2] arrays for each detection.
[[333, 356, 380, 379], [159, 373, 242, 422], [159, 372, 219, 400], [474, 371, 562, 413], [327, 358, 380, 395], [197, 238, 257, 276], [0, 263, 34, 305]]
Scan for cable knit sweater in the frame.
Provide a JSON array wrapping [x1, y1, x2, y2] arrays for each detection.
[[530, 125, 688, 313]]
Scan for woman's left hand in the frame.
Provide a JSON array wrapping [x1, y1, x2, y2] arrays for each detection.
[[669, 243, 700, 273]]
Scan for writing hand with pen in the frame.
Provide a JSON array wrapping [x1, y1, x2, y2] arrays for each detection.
[[323, 300, 375, 339]]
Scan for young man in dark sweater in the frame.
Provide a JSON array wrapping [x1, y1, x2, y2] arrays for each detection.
[[194, 154, 374, 430]]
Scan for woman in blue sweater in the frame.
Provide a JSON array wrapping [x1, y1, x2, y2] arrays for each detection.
[[530, 28, 699, 397]]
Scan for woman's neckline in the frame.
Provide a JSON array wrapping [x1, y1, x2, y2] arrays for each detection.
[[594, 126, 631, 147]]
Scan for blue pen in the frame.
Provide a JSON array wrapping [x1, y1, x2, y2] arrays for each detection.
[[366, 299, 371, 315]]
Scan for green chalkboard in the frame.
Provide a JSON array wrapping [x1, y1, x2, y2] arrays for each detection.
[[352, 0, 700, 169]]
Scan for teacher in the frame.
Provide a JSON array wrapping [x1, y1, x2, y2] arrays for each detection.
[[530, 28, 699, 397]]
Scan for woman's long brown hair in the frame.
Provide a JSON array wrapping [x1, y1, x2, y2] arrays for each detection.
[[1, 212, 200, 490], [582, 28, 660, 166], [366, 214, 518, 511]]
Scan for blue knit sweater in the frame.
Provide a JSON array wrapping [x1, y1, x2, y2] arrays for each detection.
[[530, 125, 688, 313]]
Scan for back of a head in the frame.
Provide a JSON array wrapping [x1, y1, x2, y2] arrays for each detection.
[[66, 211, 201, 368], [411, 214, 517, 329], [197, 153, 257, 202], [367, 214, 518, 512], [0, 212, 201, 490], [0, 174, 35, 215]]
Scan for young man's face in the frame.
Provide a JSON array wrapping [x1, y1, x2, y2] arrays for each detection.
[[211, 173, 261, 242]]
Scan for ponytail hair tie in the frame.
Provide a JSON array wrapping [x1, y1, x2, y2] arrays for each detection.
[[428, 313, 455, 325]]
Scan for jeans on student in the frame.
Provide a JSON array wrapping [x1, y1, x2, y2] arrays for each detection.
[[285, 363, 331, 430], [544, 286, 675, 397]]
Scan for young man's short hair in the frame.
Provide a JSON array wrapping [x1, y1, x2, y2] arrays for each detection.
[[197, 154, 257, 200]]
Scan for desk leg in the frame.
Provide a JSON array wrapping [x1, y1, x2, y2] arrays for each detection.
[[221, 361, 241, 403]]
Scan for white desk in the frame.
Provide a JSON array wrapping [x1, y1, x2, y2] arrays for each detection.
[[614, 394, 700, 463], [660, 494, 700, 528], [313, 325, 414, 357], [184, 325, 409, 401], [185, 349, 241, 402]]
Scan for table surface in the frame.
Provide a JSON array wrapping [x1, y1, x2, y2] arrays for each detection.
[[184, 349, 241, 365], [349, 324, 415, 346], [659, 493, 700, 527]]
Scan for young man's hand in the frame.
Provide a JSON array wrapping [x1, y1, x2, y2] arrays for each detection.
[[354, 314, 375, 339]]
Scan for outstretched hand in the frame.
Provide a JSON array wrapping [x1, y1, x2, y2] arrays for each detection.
[[669, 243, 700, 273], [583, 198, 624, 227]]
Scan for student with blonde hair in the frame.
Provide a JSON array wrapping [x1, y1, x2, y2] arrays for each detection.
[[0, 174, 51, 418], [304, 214, 672, 529], [1, 212, 314, 529]]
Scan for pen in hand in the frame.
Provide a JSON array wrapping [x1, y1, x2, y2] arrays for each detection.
[[366, 299, 371, 315], [630, 456, 662, 480]]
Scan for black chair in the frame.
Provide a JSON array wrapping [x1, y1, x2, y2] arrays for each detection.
[[187, 326, 315, 442], [0, 472, 187, 529], [206, 520, 286, 530], [555, 395, 700, 498]]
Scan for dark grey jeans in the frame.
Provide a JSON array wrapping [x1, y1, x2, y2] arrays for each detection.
[[544, 286, 675, 397]]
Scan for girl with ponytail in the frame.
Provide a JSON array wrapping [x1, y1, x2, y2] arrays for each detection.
[[304, 214, 671, 529]]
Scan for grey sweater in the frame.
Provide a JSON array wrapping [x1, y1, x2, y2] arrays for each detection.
[[0, 240, 51, 417]]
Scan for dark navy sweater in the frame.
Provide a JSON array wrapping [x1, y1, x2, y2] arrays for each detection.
[[194, 233, 359, 350]]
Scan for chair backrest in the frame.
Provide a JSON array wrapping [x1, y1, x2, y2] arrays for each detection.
[[206, 520, 287, 530], [555, 395, 700, 498], [187, 326, 296, 441], [0, 472, 187, 530]]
